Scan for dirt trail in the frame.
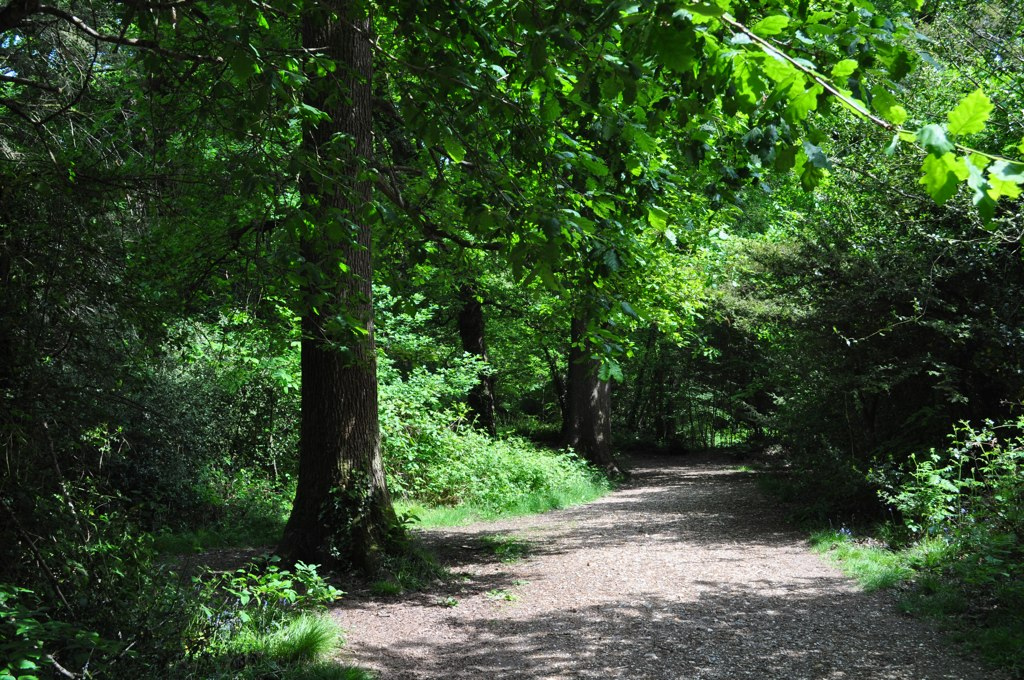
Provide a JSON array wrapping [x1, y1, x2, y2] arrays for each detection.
[[331, 454, 1001, 679]]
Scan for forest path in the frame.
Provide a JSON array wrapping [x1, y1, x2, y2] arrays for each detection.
[[331, 454, 999, 679]]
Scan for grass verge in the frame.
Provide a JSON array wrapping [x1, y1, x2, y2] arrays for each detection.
[[394, 474, 611, 529], [811, 529, 1024, 673]]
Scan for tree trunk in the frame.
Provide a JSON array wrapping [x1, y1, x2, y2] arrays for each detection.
[[457, 284, 496, 435], [627, 324, 657, 431], [560, 316, 586, 448], [543, 344, 566, 425], [278, 1, 396, 574], [561, 314, 619, 474]]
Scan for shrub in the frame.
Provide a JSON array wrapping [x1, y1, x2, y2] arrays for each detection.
[[183, 558, 346, 678], [883, 418, 1024, 581], [873, 418, 1024, 670], [376, 309, 609, 516]]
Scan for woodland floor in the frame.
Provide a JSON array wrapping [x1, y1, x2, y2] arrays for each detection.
[[330, 454, 1005, 679]]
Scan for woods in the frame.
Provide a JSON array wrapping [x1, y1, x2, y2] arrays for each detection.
[[2, 0, 1023, 677]]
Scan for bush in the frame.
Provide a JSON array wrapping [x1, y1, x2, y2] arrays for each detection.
[[884, 419, 1024, 583], [378, 352, 608, 513], [870, 418, 1024, 670], [184, 558, 346, 677], [0, 483, 194, 678]]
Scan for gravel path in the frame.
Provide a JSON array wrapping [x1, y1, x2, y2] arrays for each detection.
[[331, 454, 1001, 679]]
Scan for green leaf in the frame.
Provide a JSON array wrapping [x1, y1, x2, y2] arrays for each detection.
[[918, 152, 967, 205], [759, 54, 800, 83], [541, 96, 561, 122], [775, 143, 798, 171], [752, 15, 790, 36], [653, 25, 696, 72], [884, 133, 900, 156], [947, 89, 992, 136], [988, 174, 1022, 200], [647, 205, 669, 231], [800, 163, 825, 191], [681, 2, 726, 22], [830, 59, 858, 79], [610, 362, 624, 382], [442, 131, 466, 164], [990, 160, 1024, 183], [871, 87, 908, 126], [802, 140, 830, 169], [786, 84, 821, 122], [916, 124, 954, 157], [579, 153, 609, 177], [966, 160, 997, 224], [603, 248, 621, 272], [599, 360, 625, 382]]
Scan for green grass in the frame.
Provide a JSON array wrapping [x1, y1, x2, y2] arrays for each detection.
[[394, 474, 610, 529], [369, 580, 404, 596], [268, 614, 341, 665], [811, 529, 1024, 673], [206, 612, 375, 680], [811, 530, 955, 590], [479, 534, 530, 563], [153, 516, 286, 554], [288, 664, 376, 680], [810, 530, 916, 590], [484, 588, 519, 602]]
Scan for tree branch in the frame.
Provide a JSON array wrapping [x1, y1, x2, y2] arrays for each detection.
[[374, 174, 503, 252], [36, 4, 223, 62], [0, 73, 60, 93]]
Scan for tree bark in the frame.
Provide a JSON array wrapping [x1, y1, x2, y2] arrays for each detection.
[[560, 315, 585, 448], [457, 283, 496, 435], [278, 0, 396, 574], [561, 314, 619, 474], [627, 324, 658, 431]]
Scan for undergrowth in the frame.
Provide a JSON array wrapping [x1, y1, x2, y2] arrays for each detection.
[[799, 419, 1024, 674], [180, 557, 369, 679], [394, 464, 609, 528], [152, 472, 292, 554]]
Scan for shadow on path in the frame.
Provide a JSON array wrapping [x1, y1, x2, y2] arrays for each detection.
[[332, 454, 1001, 679]]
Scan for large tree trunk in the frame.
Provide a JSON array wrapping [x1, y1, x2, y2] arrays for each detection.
[[457, 283, 496, 435], [561, 314, 619, 474], [278, 1, 396, 574]]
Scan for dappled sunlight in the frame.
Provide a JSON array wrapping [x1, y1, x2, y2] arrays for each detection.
[[332, 455, 998, 679]]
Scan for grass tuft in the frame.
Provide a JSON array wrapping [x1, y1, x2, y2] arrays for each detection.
[[288, 664, 377, 680], [268, 613, 341, 665], [479, 534, 530, 563], [812, 528, 1024, 672], [810, 529, 913, 590], [369, 580, 403, 596]]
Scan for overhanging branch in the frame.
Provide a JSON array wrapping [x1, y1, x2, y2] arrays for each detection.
[[0, 73, 60, 93]]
